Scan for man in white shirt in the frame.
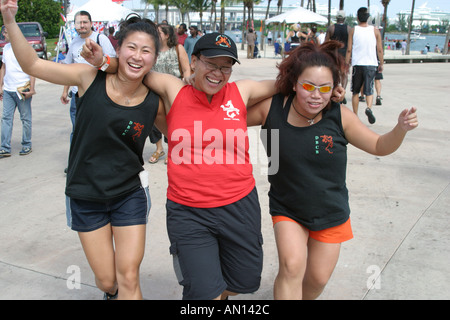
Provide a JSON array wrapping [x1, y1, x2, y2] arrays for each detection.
[[346, 7, 383, 124], [0, 27, 36, 158], [60, 11, 116, 143]]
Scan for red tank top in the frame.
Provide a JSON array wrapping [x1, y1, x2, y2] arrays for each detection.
[[166, 83, 255, 207]]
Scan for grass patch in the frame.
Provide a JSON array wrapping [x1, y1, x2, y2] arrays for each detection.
[[46, 38, 59, 58]]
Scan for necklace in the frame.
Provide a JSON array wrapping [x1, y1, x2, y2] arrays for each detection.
[[291, 99, 322, 125], [111, 76, 138, 105]]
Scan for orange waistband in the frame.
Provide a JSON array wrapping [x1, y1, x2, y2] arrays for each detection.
[[272, 215, 353, 243]]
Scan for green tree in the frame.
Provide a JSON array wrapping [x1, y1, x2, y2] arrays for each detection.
[[190, 0, 211, 30], [0, 0, 63, 38], [381, 0, 391, 50]]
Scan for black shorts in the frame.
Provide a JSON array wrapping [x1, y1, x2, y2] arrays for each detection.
[[66, 186, 151, 232], [375, 71, 383, 80], [351, 65, 377, 96], [148, 125, 168, 144], [166, 187, 263, 300]]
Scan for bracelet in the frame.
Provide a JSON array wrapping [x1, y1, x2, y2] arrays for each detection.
[[98, 55, 110, 71]]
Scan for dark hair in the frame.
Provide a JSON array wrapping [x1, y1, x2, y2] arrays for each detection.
[[74, 11, 92, 23], [357, 7, 370, 23], [116, 15, 160, 54], [158, 24, 177, 48], [276, 41, 347, 99]]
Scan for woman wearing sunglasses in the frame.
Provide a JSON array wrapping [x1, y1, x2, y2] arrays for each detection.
[[247, 41, 418, 300]]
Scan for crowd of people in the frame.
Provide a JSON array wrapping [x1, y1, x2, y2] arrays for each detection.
[[1, 0, 419, 301]]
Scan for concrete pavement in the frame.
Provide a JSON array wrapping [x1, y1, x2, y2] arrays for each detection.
[[0, 52, 449, 300]]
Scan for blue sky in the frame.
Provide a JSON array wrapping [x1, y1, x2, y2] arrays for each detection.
[[70, 0, 450, 19]]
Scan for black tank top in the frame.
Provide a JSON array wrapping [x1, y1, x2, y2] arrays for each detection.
[[66, 71, 159, 202], [332, 23, 349, 56], [262, 94, 350, 231], [291, 34, 300, 44]]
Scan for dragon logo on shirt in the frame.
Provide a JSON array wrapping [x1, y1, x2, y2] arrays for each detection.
[[121, 120, 145, 141], [132, 122, 144, 141], [220, 100, 240, 121], [314, 135, 334, 154], [320, 135, 334, 154]]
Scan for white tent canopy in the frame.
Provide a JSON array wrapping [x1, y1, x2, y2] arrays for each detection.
[[67, 0, 137, 22], [266, 6, 328, 25]]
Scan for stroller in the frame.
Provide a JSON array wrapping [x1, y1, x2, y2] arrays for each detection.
[[253, 41, 260, 58]]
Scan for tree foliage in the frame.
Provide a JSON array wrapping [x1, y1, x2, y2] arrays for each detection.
[[0, 0, 63, 38]]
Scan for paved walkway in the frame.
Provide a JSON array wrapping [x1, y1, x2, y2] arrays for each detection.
[[0, 55, 449, 300]]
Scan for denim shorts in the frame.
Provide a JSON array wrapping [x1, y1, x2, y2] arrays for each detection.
[[66, 186, 151, 232], [166, 187, 263, 300]]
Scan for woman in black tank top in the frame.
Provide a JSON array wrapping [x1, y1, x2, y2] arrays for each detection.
[[3, 6, 167, 300], [247, 41, 418, 300]]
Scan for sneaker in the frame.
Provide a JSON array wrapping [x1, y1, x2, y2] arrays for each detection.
[[0, 149, 11, 159], [365, 108, 376, 124], [19, 147, 32, 156], [359, 96, 365, 102], [103, 289, 118, 300], [376, 96, 382, 105]]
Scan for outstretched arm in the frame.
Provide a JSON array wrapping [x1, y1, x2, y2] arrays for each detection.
[[1, 0, 94, 89], [236, 79, 277, 108], [247, 96, 272, 127], [81, 38, 182, 112], [343, 106, 418, 156]]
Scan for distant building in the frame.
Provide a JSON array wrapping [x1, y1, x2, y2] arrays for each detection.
[[398, 3, 450, 28]]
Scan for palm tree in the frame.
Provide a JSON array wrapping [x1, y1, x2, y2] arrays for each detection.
[[327, 0, 331, 26], [406, 0, 415, 55], [191, 0, 211, 30], [260, 0, 273, 51], [219, 0, 238, 34], [444, 24, 450, 55], [210, 0, 218, 32], [143, 0, 165, 22], [171, 0, 191, 24], [219, 0, 227, 33], [381, 0, 391, 50], [241, 0, 256, 50]]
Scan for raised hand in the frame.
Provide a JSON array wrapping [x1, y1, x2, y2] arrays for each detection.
[[0, 0, 19, 24], [81, 38, 104, 67], [398, 107, 418, 131]]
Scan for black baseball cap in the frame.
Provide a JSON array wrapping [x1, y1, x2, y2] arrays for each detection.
[[192, 32, 240, 64]]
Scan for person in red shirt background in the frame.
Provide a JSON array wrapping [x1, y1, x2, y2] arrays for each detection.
[[107, 26, 118, 49], [177, 23, 187, 45]]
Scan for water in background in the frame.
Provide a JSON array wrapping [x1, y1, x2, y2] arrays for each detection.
[[226, 30, 448, 53], [384, 33, 448, 52]]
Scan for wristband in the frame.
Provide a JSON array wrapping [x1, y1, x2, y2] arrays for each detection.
[[98, 55, 110, 71]]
